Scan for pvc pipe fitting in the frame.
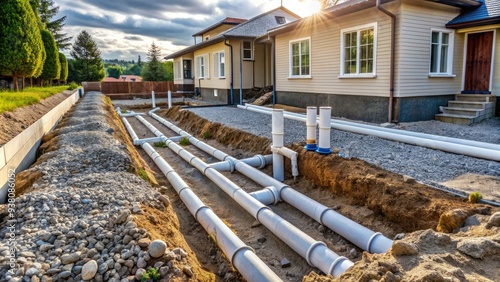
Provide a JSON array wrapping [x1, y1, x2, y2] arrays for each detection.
[[305, 106, 318, 151], [152, 91, 156, 108], [316, 107, 332, 155], [168, 90, 172, 108], [272, 109, 285, 181], [249, 186, 281, 205]]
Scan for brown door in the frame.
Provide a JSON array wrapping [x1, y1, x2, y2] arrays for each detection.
[[463, 31, 493, 94]]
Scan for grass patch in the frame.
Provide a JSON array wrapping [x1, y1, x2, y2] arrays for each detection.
[[141, 267, 160, 282], [0, 86, 69, 114], [153, 141, 167, 148], [468, 191, 482, 203], [201, 131, 213, 140], [138, 167, 150, 183], [179, 136, 190, 146]]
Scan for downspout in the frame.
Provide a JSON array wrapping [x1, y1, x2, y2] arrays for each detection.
[[239, 41, 243, 105], [271, 35, 277, 105], [224, 37, 234, 105], [376, 0, 396, 123]]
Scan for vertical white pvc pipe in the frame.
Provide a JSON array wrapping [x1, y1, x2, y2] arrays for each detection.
[[152, 90, 156, 108], [272, 109, 285, 181], [316, 107, 332, 155], [168, 90, 172, 108], [305, 106, 317, 151]]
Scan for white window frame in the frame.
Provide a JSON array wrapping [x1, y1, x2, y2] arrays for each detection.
[[242, 41, 253, 60], [196, 54, 209, 79], [213, 51, 225, 78], [429, 28, 455, 77], [288, 36, 312, 79], [340, 22, 377, 78], [174, 60, 182, 79]]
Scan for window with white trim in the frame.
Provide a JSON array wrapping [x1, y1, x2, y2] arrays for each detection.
[[213, 51, 225, 78], [289, 37, 311, 77], [243, 41, 253, 60], [340, 23, 377, 76], [196, 55, 209, 79], [430, 30, 454, 75], [174, 60, 181, 79]]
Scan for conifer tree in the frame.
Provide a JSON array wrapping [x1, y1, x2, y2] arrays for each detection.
[[59, 52, 68, 83], [70, 30, 105, 82], [40, 29, 61, 84]]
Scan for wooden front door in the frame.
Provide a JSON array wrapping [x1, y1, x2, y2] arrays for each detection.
[[463, 31, 494, 94]]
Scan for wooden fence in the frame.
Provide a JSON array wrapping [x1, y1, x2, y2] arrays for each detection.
[[100, 81, 177, 94]]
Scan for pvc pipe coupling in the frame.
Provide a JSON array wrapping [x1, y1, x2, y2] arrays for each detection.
[[317, 107, 332, 155], [305, 106, 318, 151]]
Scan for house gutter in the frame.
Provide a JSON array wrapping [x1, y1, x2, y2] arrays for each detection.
[[270, 35, 277, 105], [376, 0, 396, 123], [224, 37, 234, 105]]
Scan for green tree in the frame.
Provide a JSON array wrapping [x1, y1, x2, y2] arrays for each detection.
[[70, 30, 105, 82], [37, 0, 72, 49], [0, 0, 45, 91], [142, 42, 166, 81], [40, 29, 61, 84], [107, 65, 123, 79], [66, 59, 78, 83], [128, 64, 142, 76], [164, 61, 173, 82], [137, 55, 142, 67], [58, 52, 68, 83]]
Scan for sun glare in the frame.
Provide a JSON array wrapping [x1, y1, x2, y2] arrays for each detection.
[[297, 0, 322, 17]]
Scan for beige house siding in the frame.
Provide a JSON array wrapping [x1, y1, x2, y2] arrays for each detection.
[[397, 1, 462, 97], [494, 28, 500, 96], [193, 42, 230, 90], [275, 6, 397, 98], [173, 56, 194, 85], [202, 24, 237, 41]]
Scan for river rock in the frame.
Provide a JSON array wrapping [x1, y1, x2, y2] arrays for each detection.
[[61, 252, 80, 264], [486, 212, 500, 229], [82, 260, 98, 280], [148, 240, 167, 258]]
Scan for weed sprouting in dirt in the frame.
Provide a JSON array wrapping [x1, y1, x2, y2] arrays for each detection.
[[153, 141, 168, 148], [202, 131, 213, 140], [468, 191, 482, 203], [141, 267, 160, 282], [179, 136, 190, 146], [138, 167, 150, 182]]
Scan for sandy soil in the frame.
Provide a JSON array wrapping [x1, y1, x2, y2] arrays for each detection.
[[441, 174, 500, 203], [0, 91, 73, 146]]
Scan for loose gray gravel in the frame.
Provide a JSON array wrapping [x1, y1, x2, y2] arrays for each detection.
[[188, 106, 500, 200]]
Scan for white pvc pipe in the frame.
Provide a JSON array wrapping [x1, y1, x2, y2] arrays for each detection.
[[209, 155, 272, 172], [271, 146, 298, 179], [317, 107, 332, 154], [152, 91, 156, 108], [168, 90, 172, 108], [305, 106, 318, 151], [272, 109, 285, 181], [146, 112, 393, 254], [238, 104, 500, 161]]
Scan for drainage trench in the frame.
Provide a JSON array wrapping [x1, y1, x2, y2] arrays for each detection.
[[121, 110, 402, 280]]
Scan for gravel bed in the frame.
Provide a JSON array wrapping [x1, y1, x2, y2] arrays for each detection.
[[188, 107, 500, 199], [0, 92, 192, 282]]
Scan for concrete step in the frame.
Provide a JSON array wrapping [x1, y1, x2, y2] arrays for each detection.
[[455, 94, 495, 102], [435, 113, 479, 125], [441, 107, 480, 117], [447, 101, 494, 110]]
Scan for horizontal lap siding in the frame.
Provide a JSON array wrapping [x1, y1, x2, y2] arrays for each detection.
[[193, 43, 230, 89], [275, 6, 397, 98], [397, 2, 462, 97], [494, 28, 500, 96]]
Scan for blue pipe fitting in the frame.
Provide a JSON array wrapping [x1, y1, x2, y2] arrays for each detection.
[[316, 147, 332, 155]]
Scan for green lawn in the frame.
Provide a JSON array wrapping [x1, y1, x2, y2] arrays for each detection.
[[0, 86, 69, 114]]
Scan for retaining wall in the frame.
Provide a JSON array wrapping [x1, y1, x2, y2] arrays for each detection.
[[0, 89, 80, 203]]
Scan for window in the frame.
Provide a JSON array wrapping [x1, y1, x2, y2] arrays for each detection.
[[243, 41, 253, 60], [430, 30, 454, 75], [213, 52, 225, 78], [205, 36, 210, 41], [289, 37, 311, 77], [174, 61, 181, 79], [183, 60, 192, 79], [275, 16, 286, 24], [340, 23, 377, 77], [196, 55, 209, 79]]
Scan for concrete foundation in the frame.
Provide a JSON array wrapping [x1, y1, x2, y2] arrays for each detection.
[[0, 89, 80, 203], [276, 91, 456, 123]]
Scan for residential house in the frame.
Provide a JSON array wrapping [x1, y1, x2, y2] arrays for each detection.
[[165, 7, 301, 104], [268, 0, 499, 123]]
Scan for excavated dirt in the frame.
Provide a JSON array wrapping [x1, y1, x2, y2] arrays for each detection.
[[0, 90, 73, 146]]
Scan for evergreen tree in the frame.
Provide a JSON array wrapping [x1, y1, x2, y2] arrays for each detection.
[[66, 59, 78, 83], [107, 65, 123, 79], [70, 31, 105, 82], [40, 29, 61, 84], [58, 52, 68, 83], [37, 0, 72, 49], [142, 42, 166, 81], [164, 61, 173, 82], [137, 55, 142, 67], [0, 0, 45, 91]]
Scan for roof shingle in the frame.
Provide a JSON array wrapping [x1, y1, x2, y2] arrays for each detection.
[[447, 0, 500, 26]]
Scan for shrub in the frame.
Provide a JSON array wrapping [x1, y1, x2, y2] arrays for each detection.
[[468, 191, 482, 204], [153, 141, 167, 148], [202, 131, 213, 140], [141, 267, 160, 282], [138, 168, 149, 183], [67, 82, 79, 90], [179, 137, 190, 146]]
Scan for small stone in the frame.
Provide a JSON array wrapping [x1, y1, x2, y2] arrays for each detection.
[[159, 266, 169, 277], [98, 261, 109, 274], [82, 260, 98, 280], [95, 241, 105, 251], [486, 212, 500, 229], [173, 248, 188, 258], [137, 238, 151, 248], [402, 175, 416, 184], [391, 241, 419, 256], [257, 236, 267, 243], [114, 210, 131, 225], [280, 258, 291, 268], [394, 233, 405, 240], [135, 268, 146, 280], [26, 268, 40, 276], [148, 240, 167, 258], [457, 238, 500, 259], [123, 235, 132, 245], [59, 271, 71, 279], [137, 258, 147, 269], [21, 251, 37, 258], [349, 248, 358, 258], [61, 252, 80, 264], [182, 266, 193, 277], [39, 244, 54, 252], [158, 195, 170, 207], [121, 250, 133, 260], [124, 259, 134, 268]]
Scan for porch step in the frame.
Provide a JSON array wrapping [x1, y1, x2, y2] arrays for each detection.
[[441, 107, 479, 117], [435, 94, 496, 125], [455, 94, 496, 102], [448, 101, 495, 110], [435, 113, 479, 125]]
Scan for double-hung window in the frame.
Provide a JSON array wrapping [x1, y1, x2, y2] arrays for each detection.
[[243, 41, 253, 60], [430, 30, 454, 75], [213, 51, 225, 78], [196, 55, 209, 79], [289, 37, 311, 78], [340, 23, 377, 77]]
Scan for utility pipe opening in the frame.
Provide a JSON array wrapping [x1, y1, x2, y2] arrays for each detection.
[[317, 107, 332, 155], [305, 106, 318, 151]]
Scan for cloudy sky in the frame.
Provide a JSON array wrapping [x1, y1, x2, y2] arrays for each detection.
[[57, 0, 321, 61]]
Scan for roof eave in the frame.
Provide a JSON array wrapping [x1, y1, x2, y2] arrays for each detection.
[[164, 37, 225, 60], [426, 0, 481, 8], [446, 16, 500, 29]]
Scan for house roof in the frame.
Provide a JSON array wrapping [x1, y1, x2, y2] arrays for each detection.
[[192, 17, 247, 37], [103, 75, 143, 82], [447, 0, 500, 28], [165, 6, 301, 60]]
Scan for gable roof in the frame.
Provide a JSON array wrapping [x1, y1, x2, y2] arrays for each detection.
[[192, 17, 247, 37], [165, 6, 301, 60], [447, 0, 500, 28]]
